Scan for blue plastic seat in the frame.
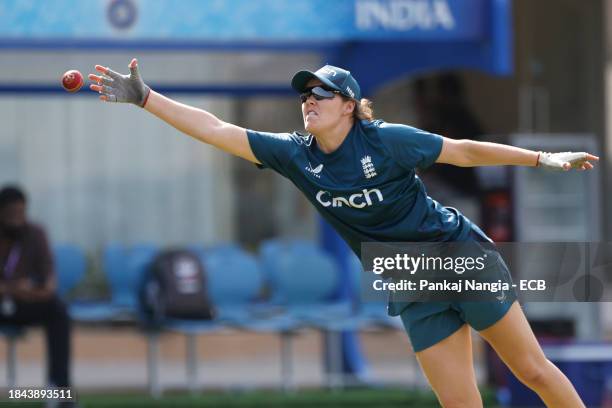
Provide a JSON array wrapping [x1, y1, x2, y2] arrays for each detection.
[[57, 243, 118, 321], [159, 243, 279, 330], [69, 243, 123, 322], [119, 243, 158, 309], [210, 244, 299, 332], [70, 243, 158, 322], [204, 245, 264, 322], [147, 244, 270, 396], [260, 239, 362, 389], [54, 244, 87, 297], [261, 239, 353, 327], [348, 253, 402, 329]]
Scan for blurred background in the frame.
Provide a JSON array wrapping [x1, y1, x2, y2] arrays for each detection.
[[0, 0, 611, 406]]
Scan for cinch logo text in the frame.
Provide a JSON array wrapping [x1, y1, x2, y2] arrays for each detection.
[[316, 189, 384, 208]]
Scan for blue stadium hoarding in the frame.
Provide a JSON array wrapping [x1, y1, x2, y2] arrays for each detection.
[[1, 0, 486, 42], [0, 0, 513, 94]]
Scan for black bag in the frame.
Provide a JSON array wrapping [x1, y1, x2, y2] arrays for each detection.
[[140, 249, 215, 323]]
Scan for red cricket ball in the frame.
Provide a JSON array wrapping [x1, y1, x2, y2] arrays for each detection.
[[61, 70, 84, 93]]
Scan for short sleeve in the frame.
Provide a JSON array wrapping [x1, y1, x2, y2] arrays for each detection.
[[377, 122, 443, 170], [247, 130, 298, 176]]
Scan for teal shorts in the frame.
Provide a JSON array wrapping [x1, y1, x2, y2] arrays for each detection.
[[396, 231, 518, 353], [399, 297, 517, 353]]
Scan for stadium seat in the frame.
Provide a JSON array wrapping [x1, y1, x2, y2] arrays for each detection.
[[260, 239, 359, 388], [204, 244, 264, 322], [157, 243, 263, 328], [204, 242, 300, 351], [348, 253, 403, 330], [260, 239, 352, 324], [69, 243, 158, 322], [68, 243, 123, 322], [137, 244, 220, 397], [144, 243, 303, 395], [153, 244, 284, 395], [54, 244, 87, 298], [120, 243, 158, 309]]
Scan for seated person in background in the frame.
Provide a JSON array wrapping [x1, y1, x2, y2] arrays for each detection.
[[0, 185, 72, 391]]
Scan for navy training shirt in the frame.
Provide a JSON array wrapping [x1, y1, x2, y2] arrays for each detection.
[[247, 120, 483, 315]]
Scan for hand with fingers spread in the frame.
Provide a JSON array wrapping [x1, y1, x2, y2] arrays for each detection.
[[89, 58, 151, 107], [537, 151, 599, 171]]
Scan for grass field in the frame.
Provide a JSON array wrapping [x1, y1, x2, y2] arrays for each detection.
[[4, 388, 499, 407]]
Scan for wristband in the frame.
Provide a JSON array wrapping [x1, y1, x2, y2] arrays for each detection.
[[140, 87, 151, 108]]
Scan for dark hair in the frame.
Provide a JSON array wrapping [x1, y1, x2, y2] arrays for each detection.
[[0, 185, 27, 208], [341, 96, 375, 121]]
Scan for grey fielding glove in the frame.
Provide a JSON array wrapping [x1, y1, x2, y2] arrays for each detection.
[[537, 152, 590, 170], [97, 59, 150, 107]]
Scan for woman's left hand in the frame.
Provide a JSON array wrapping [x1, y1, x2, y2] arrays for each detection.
[[537, 152, 599, 171]]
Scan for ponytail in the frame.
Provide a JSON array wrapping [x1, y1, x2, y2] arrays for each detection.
[[354, 98, 374, 121]]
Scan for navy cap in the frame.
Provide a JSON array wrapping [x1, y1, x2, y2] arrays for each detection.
[[291, 65, 361, 100]]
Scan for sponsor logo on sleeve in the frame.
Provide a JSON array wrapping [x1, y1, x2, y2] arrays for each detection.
[[305, 162, 324, 178]]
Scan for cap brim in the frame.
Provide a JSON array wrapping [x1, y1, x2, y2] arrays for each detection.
[[291, 70, 341, 94]]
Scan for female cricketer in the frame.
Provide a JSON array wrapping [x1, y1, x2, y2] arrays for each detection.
[[89, 59, 597, 407]]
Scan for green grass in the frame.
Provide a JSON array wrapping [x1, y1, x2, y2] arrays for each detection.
[[0, 388, 496, 408], [2, 387, 498, 408]]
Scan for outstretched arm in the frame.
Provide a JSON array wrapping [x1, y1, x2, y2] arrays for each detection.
[[143, 91, 258, 163], [89, 58, 259, 164], [437, 137, 599, 171]]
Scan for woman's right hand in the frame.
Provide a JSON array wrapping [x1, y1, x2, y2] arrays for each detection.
[[89, 58, 151, 107]]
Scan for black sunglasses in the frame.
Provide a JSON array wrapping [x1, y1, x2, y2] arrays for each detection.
[[300, 86, 341, 103]]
